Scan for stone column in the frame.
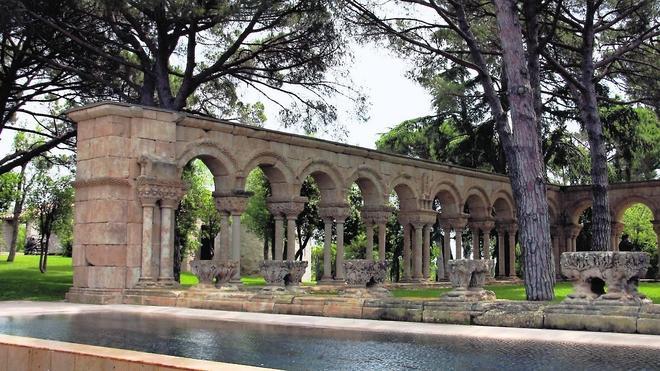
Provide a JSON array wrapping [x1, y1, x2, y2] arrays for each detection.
[[336, 218, 346, 280], [496, 227, 506, 277], [412, 223, 423, 281], [482, 225, 492, 260], [611, 221, 625, 251], [471, 227, 480, 260], [137, 197, 157, 285], [158, 198, 178, 285], [230, 213, 242, 281], [321, 217, 333, 281], [378, 221, 387, 262], [273, 215, 284, 260], [442, 225, 451, 279], [653, 221, 660, 278], [286, 215, 297, 261], [217, 213, 230, 262], [422, 224, 431, 280], [507, 226, 517, 277], [365, 223, 374, 261], [402, 222, 411, 281], [550, 225, 560, 275], [455, 227, 464, 259]]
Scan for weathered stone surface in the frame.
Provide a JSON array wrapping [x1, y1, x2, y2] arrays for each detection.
[[362, 299, 423, 321], [259, 260, 308, 286], [472, 301, 545, 328], [441, 259, 496, 302], [343, 260, 388, 287], [545, 301, 641, 333], [422, 301, 474, 324], [561, 251, 650, 303]]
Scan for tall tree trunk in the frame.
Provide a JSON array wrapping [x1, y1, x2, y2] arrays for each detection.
[[579, 2, 611, 251], [7, 163, 26, 262], [492, 0, 555, 300]]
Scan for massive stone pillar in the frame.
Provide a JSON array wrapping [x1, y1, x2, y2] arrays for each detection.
[[412, 223, 423, 281], [365, 223, 374, 261], [402, 222, 411, 281], [496, 227, 506, 277], [286, 215, 298, 261], [422, 224, 432, 280], [507, 225, 518, 277], [336, 219, 346, 280]]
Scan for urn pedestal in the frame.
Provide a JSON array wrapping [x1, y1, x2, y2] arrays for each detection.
[[441, 259, 495, 302]]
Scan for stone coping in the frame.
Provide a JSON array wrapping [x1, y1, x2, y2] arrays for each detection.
[[0, 301, 659, 350], [0, 331, 269, 371]]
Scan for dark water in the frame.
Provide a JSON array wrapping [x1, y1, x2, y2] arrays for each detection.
[[0, 312, 658, 370]]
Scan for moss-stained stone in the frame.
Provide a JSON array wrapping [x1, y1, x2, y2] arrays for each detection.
[[472, 301, 545, 328], [422, 301, 474, 324], [362, 299, 423, 321]]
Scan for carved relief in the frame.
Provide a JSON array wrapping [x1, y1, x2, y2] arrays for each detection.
[[136, 176, 186, 204], [442, 259, 496, 302], [343, 260, 388, 287]]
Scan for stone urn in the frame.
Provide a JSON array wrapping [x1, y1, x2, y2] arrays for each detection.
[[214, 261, 238, 289], [442, 259, 495, 302], [343, 260, 388, 287], [561, 251, 650, 303], [190, 260, 218, 289], [259, 260, 308, 286]]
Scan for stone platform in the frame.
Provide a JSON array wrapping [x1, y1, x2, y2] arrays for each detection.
[[66, 287, 660, 335]]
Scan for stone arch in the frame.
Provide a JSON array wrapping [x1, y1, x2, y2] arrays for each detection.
[[297, 160, 343, 203], [389, 174, 420, 211], [612, 196, 659, 221], [431, 181, 462, 216], [568, 198, 593, 224], [176, 140, 238, 192], [491, 190, 515, 221], [240, 151, 295, 198], [345, 166, 387, 207], [464, 186, 491, 218]]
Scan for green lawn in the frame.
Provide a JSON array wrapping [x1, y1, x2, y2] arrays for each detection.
[[2, 255, 658, 304]]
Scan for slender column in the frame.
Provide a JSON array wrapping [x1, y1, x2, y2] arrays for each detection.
[[471, 227, 480, 260], [442, 225, 451, 278], [321, 218, 333, 281], [422, 224, 431, 280], [138, 198, 157, 284], [455, 227, 463, 259], [336, 219, 346, 280], [158, 199, 177, 284], [273, 215, 284, 260], [552, 235, 560, 275], [218, 213, 230, 262], [377, 222, 387, 262], [482, 228, 491, 260], [412, 224, 423, 280], [653, 221, 660, 278], [402, 223, 411, 280], [496, 228, 506, 277], [286, 216, 297, 261], [611, 221, 624, 251], [365, 223, 374, 261], [507, 227, 517, 277], [230, 213, 242, 281]]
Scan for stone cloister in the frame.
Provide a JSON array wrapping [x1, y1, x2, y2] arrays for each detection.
[[66, 102, 660, 301]]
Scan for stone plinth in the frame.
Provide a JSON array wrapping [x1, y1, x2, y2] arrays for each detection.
[[441, 259, 495, 302], [259, 260, 308, 287], [561, 251, 650, 303]]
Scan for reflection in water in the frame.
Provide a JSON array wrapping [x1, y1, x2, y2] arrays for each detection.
[[0, 313, 657, 371]]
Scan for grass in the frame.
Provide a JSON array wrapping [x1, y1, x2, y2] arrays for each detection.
[[392, 281, 660, 303], [0, 254, 73, 301], [2, 254, 658, 304]]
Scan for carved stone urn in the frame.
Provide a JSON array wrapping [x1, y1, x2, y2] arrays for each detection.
[[343, 260, 388, 286], [190, 260, 218, 289], [214, 261, 238, 288], [442, 259, 495, 301], [259, 260, 308, 286], [561, 251, 650, 303]]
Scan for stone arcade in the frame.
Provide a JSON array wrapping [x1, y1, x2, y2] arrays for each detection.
[[65, 102, 660, 304]]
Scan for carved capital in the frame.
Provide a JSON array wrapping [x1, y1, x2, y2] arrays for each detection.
[[400, 210, 438, 226], [318, 202, 351, 221], [136, 176, 186, 205], [361, 205, 392, 225], [266, 196, 307, 218]]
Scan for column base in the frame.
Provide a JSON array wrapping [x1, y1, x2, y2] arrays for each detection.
[[134, 278, 159, 288], [157, 278, 180, 288]]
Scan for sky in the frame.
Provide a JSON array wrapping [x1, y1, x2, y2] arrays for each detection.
[[0, 42, 433, 159]]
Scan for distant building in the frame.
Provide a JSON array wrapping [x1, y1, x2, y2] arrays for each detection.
[[0, 215, 63, 254]]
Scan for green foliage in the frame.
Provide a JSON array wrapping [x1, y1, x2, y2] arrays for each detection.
[[622, 203, 658, 277], [176, 160, 220, 259], [242, 168, 273, 256], [0, 172, 20, 212], [311, 243, 336, 281]]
